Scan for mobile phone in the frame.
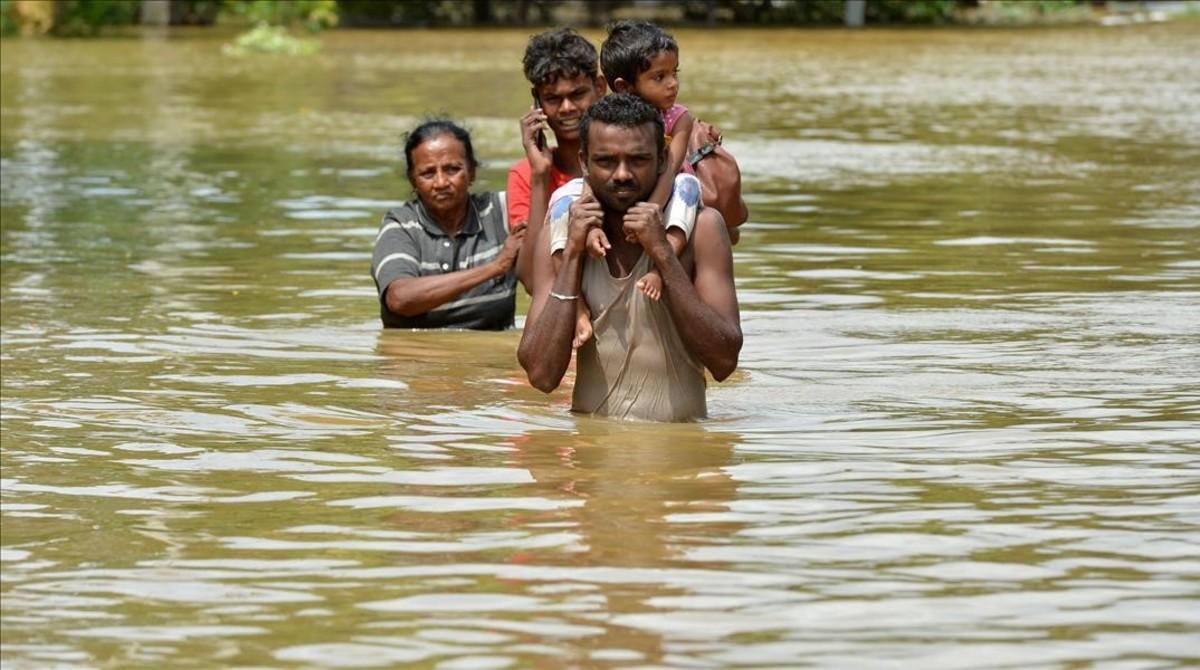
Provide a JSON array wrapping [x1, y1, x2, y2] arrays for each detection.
[[532, 93, 546, 151]]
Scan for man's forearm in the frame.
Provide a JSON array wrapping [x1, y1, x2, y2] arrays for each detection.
[[518, 251, 585, 393], [650, 243, 742, 381]]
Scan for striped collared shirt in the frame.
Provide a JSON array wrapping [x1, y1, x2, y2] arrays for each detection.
[[371, 192, 515, 330]]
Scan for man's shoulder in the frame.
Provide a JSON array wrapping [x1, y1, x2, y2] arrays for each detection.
[[696, 206, 725, 230], [690, 207, 732, 258]]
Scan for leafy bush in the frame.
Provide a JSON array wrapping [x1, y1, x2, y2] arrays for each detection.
[[221, 0, 337, 32], [868, 0, 958, 24], [222, 23, 320, 56], [52, 0, 141, 36], [0, 0, 15, 36]]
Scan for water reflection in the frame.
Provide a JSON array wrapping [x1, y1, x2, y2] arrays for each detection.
[[268, 422, 743, 667], [3, 22, 1199, 670]]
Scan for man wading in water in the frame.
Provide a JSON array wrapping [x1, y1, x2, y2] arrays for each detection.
[[518, 94, 742, 422]]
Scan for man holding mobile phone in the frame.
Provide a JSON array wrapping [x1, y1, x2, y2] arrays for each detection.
[[532, 92, 546, 151], [507, 28, 607, 293]]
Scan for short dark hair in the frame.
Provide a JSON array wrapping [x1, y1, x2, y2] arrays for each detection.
[[600, 20, 678, 86], [580, 93, 665, 158], [402, 118, 478, 180], [522, 28, 599, 87]]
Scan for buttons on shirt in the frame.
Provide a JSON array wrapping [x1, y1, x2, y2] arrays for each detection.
[[441, 263, 450, 271], [443, 241, 450, 247]]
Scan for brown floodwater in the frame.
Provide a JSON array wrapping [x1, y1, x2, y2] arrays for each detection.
[[2, 23, 1198, 669]]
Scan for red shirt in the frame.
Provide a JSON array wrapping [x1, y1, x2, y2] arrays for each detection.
[[506, 158, 574, 231]]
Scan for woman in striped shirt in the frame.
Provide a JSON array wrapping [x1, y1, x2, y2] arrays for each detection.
[[371, 119, 527, 330]]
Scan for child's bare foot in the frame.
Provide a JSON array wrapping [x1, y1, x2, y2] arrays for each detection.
[[585, 227, 610, 258], [573, 312, 593, 349], [636, 270, 663, 301]]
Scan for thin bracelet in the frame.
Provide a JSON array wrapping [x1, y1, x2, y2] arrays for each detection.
[[549, 290, 579, 301]]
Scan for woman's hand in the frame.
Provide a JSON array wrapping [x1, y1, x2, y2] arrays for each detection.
[[492, 223, 527, 275], [520, 107, 553, 176]]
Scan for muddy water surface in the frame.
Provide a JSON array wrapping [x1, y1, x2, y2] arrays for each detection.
[[2, 24, 1198, 668]]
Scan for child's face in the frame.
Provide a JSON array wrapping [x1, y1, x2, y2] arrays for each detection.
[[633, 50, 680, 112]]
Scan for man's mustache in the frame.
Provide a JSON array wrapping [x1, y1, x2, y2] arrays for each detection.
[[607, 179, 637, 190]]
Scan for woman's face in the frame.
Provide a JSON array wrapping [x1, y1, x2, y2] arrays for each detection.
[[409, 133, 473, 223]]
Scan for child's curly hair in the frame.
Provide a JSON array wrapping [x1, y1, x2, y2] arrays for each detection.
[[522, 28, 600, 87]]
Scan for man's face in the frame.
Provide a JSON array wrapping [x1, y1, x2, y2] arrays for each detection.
[[581, 121, 664, 213], [533, 74, 606, 143]]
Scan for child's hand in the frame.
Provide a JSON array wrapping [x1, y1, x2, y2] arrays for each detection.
[[585, 227, 610, 258], [703, 121, 723, 145]]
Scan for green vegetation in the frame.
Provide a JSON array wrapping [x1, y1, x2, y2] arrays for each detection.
[[2, 0, 140, 37], [688, 0, 958, 25], [0, 0, 14, 37], [221, 23, 320, 56], [219, 1, 334, 55], [0, 0, 335, 36], [0, 0, 1182, 36], [957, 0, 1107, 25], [222, 0, 336, 32], [52, 0, 141, 36]]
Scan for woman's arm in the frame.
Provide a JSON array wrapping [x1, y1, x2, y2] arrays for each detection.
[[384, 226, 524, 317]]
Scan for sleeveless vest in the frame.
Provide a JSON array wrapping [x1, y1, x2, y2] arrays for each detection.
[[572, 252, 707, 422]]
